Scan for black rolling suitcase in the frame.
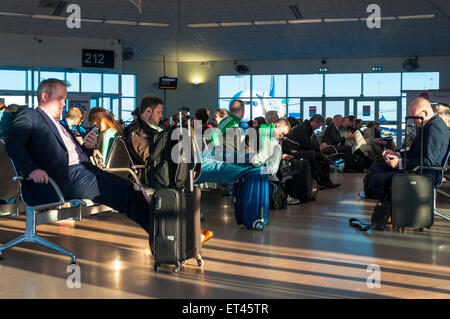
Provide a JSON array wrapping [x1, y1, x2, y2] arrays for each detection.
[[285, 158, 312, 203], [391, 116, 434, 230], [150, 107, 203, 273]]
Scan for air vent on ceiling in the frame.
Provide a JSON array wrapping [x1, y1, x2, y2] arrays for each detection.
[[38, 0, 67, 16], [403, 57, 419, 71], [289, 5, 303, 19], [235, 64, 250, 74]]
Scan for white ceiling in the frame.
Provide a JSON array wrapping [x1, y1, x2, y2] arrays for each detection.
[[0, 0, 449, 62]]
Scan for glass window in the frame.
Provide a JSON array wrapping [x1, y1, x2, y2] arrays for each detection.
[[379, 101, 398, 122], [40, 71, 65, 82], [356, 101, 375, 121], [288, 74, 323, 97], [287, 98, 301, 118], [219, 75, 250, 98], [122, 74, 136, 97], [402, 72, 439, 90], [112, 98, 119, 120], [122, 97, 136, 122], [0, 70, 26, 90], [218, 98, 252, 121], [66, 72, 80, 92], [325, 73, 361, 97], [103, 74, 119, 94], [82, 73, 102, 93], [252, 75, 286, 98], [326, 101, 345, 119], [363, 73, 401, 97], [0, 95, 26, 105], [303, 101, 323, 119]]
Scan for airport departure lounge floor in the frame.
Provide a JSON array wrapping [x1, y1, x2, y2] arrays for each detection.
[[0, 173, 449, 299]]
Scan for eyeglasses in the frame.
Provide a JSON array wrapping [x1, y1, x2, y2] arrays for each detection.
[[412, 110, 425, 118]]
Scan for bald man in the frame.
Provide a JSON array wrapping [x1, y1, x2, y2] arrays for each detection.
[[367, 98, 450, 199]]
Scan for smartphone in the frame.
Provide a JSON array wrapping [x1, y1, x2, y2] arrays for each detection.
[[384, 155, 393, 161], [89, 126, 99, 135]]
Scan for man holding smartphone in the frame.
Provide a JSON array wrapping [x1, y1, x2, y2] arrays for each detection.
[[367, 98, 449, 199], [6, 79, 153, 236]]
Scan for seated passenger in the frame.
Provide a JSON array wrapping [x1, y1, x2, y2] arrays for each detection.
[[368, 98, 450, 199], [265, 110, 279, 124], [433, 103, 450, 129], [195, 108, 213, 133], [340, 116, 379, 163], [282, 114, 340, 189], [88, 106, 124, 166], [323, 114, 355, 173], [213, 108, 229, 126], [61, 106, 86, 138], [210, 100, 245, 151], [125, 95, 165, 165], [5, 78, 152, 238]]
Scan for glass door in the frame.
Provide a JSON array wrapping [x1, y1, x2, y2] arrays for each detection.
[[354, 99, 376, 121], [325, 100, 346, 120], [354, 98, 402, 146], [301, 99, 323, 120]]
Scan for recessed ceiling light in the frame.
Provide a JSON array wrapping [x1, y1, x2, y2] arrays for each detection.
[[81, 18, 104, 23], [254, 20, 287, 25], [138, 22, 170, 27], [398, 14, 435, 20], [0, 11, 31, 18], [187, 23, 220, 28], [104, 20, 138, 25], [288, 19, 322, 24], [32, 14, 66, 20], [323, 18, 360, 23], [220, 22, 253, 27]]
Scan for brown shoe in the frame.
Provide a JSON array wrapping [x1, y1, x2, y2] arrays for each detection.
[[201, 230, 213, 244]]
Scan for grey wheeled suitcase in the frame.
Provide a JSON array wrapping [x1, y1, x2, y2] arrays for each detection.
[[391, 116, 434, 230], [151, 187, 203, 272], [150, 107, 203, 273]]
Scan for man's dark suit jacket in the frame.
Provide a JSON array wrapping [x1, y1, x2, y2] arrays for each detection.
[[282, 120, 318, 153], [403, 114, 449, 171], [323, 124, 346, 147], [5, 107, 93, 205]]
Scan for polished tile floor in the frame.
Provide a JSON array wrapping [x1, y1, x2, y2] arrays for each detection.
[[0, 173, 449, 299]]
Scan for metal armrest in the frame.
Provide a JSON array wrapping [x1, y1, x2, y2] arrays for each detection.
[[13, 176, 66, 211], [412, 166, 446, 172], [103, 167, 142, 186], [131, 165, 145, 170]]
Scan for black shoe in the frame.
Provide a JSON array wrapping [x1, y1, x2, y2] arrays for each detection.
[[324, 181, 340, 189], [319, 184, 327, 190]]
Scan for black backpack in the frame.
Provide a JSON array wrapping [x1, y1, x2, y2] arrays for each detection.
[[350, 149, 366, 173], [269, 181, 288, 210], [145, 126, 200, 190]]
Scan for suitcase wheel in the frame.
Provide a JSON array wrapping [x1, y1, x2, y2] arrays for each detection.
[[255, 222, 264, 231], [196, 255, 204, 268], [173, 262, 181, 273], [154, 263, 160, 272]]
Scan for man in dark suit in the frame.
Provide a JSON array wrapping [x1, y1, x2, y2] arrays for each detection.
[[368, 98, 450, 199], [323, 114, 355, 172], [282, 114, 340, 189], [6, 79, 152, 236]]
